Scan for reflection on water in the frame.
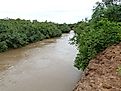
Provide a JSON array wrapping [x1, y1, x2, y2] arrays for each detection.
[[0, 31, 81, 91]]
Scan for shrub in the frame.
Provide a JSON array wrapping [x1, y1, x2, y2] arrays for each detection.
[[72, 19, 121, 70], [0, 19, 70, 52], [0, 41, 8, 52]]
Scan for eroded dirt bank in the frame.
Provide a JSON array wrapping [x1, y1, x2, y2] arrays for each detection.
[[74, 44, 121, 91]]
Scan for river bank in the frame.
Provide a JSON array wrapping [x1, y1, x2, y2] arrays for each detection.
[[0, 32, 80, 91], [74, 43, 121, 91], [0, 19, 71, 53]]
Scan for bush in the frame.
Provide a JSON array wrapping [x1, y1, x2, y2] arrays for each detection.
[[57, 23, 71, 33], [0, 41, 8, 52], [0, 19, 70, 52], [72, 19, 121, 70]]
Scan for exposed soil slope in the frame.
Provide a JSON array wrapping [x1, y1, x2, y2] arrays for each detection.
[[74, 44, 121, 91]]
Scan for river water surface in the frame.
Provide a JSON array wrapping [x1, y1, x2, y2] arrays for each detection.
[[0, 31, 81, 91]]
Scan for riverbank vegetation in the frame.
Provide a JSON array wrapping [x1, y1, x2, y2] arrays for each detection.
[[72, 0, 121, 70], [0, 19, 70, 52]]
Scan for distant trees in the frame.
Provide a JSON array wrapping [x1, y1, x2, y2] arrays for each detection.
[[0, 19, 70, 52], [57, 23, 71, 33]]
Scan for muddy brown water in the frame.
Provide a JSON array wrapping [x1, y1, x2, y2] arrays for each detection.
[[0, 31, 81, 91]]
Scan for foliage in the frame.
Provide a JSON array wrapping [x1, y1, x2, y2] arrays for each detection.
[[92, 1, 121, 22], [72, 0, 121, 70], [0, 19, 70, 52], [57, 23, 70, 33], [73, 19, 121, 70]]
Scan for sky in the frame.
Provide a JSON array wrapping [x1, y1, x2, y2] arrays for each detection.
[[0, 0, 101, 23]]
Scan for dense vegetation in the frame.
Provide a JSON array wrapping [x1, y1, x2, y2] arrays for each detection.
[[0, 18, 70, 52], [72, 0, 121, 70]]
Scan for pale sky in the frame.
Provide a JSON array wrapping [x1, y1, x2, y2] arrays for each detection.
[[0, 0, 101, 23]]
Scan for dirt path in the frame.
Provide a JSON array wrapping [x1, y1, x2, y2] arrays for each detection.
[[74, 44, 121, 91]]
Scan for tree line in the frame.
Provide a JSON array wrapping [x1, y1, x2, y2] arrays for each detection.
[[0, 18, 70, 52]]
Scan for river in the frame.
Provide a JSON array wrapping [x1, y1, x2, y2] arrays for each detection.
[[0, 31, 81, 91]]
